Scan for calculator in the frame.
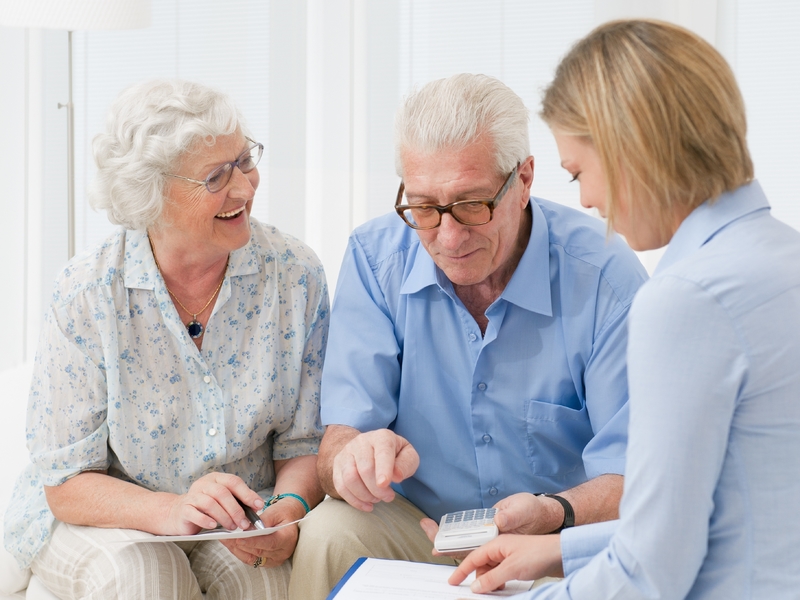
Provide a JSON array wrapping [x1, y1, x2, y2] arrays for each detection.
[[433, 507, 499, 553]]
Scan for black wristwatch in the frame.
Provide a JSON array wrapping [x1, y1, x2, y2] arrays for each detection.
[[536, 493, 575, 532]]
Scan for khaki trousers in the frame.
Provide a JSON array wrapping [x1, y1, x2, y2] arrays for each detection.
[[31, 521, 291, 600], [289, 495, 457, 600]]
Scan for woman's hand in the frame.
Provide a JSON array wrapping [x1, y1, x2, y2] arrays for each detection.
[[221, 495, 307, 568], [165, 472, 264, 535], [448, 534, 564, 594], [222, 454, 322, 568]]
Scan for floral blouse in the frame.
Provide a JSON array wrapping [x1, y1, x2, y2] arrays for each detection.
[[4, 219, 329, 567]]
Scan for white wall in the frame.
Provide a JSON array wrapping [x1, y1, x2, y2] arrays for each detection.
[[0, 28, 63, 371], [0, 28, 28, 370]]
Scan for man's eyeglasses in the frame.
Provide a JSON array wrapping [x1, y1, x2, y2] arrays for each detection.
[[394, 164, 519, 230], [167, 139, 264, 193]]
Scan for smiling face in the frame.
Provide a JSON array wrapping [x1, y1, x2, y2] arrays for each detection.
[[552, 130, 670, 251], [159, 132, 258, 261], [401, 141, 533, 288]]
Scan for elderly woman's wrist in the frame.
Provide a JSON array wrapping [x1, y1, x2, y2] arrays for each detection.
[[264, 492, 310, 521], [152, 491, 183, 534]]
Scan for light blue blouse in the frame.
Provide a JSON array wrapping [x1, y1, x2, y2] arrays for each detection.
[[4, 219, 329, 568], [525, 181, 800, 598]]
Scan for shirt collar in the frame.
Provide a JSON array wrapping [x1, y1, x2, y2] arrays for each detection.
[[502, 200, 553, 315], [399, 243, 437, 295], [124, 223, 262, 290], [123, 229, 157, 290], [399, 199, 553, 316], [655, 180, 770, 275]]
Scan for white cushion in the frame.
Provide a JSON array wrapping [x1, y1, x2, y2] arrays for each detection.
[[25, 577, 59, 600], [0, 539, 30, 595], [0, 363, 34, 595]]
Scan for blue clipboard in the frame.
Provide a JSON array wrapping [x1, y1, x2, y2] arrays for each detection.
[[326, 556, 367, 599]]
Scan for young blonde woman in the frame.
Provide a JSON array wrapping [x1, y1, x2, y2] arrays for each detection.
[[450, 19, 800, 599]]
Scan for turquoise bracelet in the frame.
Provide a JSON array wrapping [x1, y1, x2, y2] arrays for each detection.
[[264, 492, 310, 514]]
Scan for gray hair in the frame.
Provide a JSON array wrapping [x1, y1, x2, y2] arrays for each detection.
[[89, 79, 249, 230], [394, 73, 530, 177]]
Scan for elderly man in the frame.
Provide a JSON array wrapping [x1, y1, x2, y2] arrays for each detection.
[[289, 74, 647, 600]]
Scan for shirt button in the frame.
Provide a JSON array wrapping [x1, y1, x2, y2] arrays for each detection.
[[468, 333, 478, 342], [203, 375, 211, 384], [482, 434, 492, 443], [477, 382, 487, 391], [489, 487, 498, 496], [207, 428, 217, 436]]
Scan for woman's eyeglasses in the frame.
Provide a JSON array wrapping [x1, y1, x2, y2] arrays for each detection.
[[167, 140, 264, 193]]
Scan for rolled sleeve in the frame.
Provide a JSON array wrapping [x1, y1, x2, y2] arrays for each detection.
[[28, 304, 110, 487], [320, 234, 402, 431], [580, 288, 633, 479], [272, 264, 329, 460]]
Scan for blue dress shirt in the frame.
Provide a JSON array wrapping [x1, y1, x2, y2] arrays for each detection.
[[525, 181, 800, 598], [321, 198, 647, 521]]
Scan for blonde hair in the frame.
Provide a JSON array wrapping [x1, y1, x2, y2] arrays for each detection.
[[395, 73, 529, 177], [541, 19, 753, 235]]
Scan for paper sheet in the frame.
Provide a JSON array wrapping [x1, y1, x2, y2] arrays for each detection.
[[109, 517, 303, 543], [330, 558, 533, 599]]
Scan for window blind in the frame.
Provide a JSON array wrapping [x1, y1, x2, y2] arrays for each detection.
[[371, 0, 596, 220], [736, 0, 800, 231]]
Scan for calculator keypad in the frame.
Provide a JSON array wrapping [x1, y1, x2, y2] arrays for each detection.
[[440, 508, 497, 531]]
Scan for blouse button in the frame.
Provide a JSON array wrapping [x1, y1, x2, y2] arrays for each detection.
[[203, 375, 212, 384], [208, 428, 217, 436]]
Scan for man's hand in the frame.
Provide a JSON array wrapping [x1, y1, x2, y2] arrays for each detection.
[[419, 493, 566, 563], [419, 493, 564, 556], [493, 492, 566, 535], [492, 475, 624, 535], [419, 517, 473, 560], [329, 428, 420, 511], [448, 534, 564, 594]]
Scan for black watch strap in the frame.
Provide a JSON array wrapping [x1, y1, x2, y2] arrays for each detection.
[[538, 493, 575, 532]]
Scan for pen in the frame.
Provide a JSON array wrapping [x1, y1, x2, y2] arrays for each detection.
[[237, 498, 266, 530]]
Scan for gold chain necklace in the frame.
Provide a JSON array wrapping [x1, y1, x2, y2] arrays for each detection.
[[148, 236, 228, 339]]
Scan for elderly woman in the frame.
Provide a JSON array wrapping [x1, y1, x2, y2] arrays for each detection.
[[3, 80, 328, 599], [450, 20, 800, 599]]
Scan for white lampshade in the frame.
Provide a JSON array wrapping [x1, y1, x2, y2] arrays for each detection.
[[0, 0, 150, 31]]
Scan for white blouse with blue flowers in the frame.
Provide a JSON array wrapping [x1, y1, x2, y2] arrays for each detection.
[[4, 218, 329, 567]]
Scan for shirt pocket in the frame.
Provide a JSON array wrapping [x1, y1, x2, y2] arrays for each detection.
[[524, 399, 594, 477]]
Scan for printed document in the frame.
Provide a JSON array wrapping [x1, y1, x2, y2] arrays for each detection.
[[327, 557, 534, 599]]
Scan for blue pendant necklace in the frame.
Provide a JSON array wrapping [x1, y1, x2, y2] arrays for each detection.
[[149, 237, 228, 339]]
